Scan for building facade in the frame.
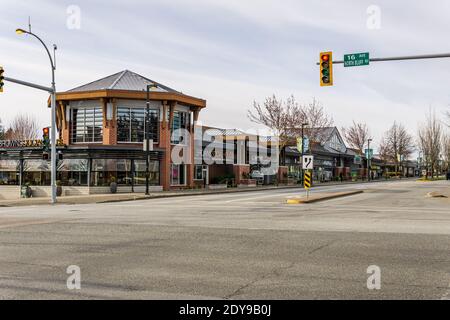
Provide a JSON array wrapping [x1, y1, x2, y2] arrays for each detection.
[[0, 70, 206, 197]]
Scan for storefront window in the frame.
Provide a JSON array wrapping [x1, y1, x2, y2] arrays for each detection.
[[133, 160, 160, 185], [0, 160, 20, 185], [117, 107, 158, 143], [23, 160, 51, 186], [171, 111, 190, 144], [91, 159, 132, 186], [171, 164, 186, 185], [71, 107, 103, 143], [57, 159, 88, 186]]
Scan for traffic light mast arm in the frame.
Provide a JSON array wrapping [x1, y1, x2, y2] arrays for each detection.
[[4, 76, 53, 93], [316, 52, 450, 65]]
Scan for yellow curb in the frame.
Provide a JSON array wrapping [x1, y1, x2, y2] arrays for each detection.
[[286, 199, 306, 204], [286, 190, 364, 204]]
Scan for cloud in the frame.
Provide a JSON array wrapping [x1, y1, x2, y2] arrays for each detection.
[[0, 0, 449, 155]]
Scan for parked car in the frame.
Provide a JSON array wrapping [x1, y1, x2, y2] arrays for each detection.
[[447, 171, 450, 180]]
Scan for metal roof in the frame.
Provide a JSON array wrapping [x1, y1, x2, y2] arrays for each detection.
[[67, 70, 180, 93]]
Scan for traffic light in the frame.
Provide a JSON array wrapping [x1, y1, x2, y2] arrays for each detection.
[[320, 52, 333, 87], [0, 67, 4, 93], [42, 127, 50, 152]]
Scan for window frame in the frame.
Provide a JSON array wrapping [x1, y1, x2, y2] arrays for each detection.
[[117, 106, 159, 144], [70, 107, 104, 144]]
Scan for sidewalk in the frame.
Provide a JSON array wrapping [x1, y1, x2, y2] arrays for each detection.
[[0, 178, 415, 207]]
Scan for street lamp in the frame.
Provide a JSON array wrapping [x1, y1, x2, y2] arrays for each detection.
[[16, 27, 58, 204], [145, 83, 158, 195], [301, 123, 309, 186], [367, 138, 373, 182]]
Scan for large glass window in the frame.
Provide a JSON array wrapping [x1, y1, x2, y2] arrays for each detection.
[[57, 159, 88, 186], [23, 160, 51, 186], [133, 160, 160, 186], [117, 107, 158, 143], [0, 160, 20, 185], [71, 107, 103, 143], [91, 159, 132, 186], [171, 111, 190, 144], [171, 164, 186, 186]]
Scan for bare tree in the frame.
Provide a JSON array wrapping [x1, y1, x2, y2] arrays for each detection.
[[5, 114, 40, 140], [248, 95, 298, 164], [418, 109, 443, 178], [248, 96, 333, 164], [298, 98, 334, 144], [0, 118, 5, 140], [378, 136, 390, 164], [381, 122, 415, 175], [342, 121, 371, 154], [443, 135, 450, 172]]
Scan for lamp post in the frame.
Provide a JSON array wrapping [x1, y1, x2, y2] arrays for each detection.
[[418, 151, 423, 178], [145, 83, 158, 195], [301, 123, 309, 186], [16, 28, 57, 204], [367, 138, 372, 182]]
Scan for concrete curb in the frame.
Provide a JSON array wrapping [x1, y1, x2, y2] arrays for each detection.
[[286, 190, 364, 204]]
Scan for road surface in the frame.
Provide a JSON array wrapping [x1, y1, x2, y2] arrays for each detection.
[[0, 180, 449, 299]]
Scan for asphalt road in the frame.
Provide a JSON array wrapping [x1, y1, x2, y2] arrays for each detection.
[[0, 180, 449, 299]]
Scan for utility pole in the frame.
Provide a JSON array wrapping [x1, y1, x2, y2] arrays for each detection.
[[300, 123, 308, 186], [367, 139, 372, 182], [145, 83, 157, 195], [15, 27, 58, 204]]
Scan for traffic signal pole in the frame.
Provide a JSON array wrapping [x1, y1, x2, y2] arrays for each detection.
[[316, 53, 450, 65], [4, 76, 53, 92]]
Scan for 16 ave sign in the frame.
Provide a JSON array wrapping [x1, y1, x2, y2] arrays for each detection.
[[344, 52, 370, 67]]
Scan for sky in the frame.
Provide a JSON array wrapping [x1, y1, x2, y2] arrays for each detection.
[[0, 0, 449, 152]]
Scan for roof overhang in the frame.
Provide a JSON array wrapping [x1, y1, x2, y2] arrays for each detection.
[[51, 89, 206, 108]]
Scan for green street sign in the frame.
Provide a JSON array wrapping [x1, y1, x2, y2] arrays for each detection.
[[365, 149, 374, 159], [344, 52, 370, 67]]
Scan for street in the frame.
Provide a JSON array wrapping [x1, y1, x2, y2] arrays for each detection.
[[0, 179, 449, 299]]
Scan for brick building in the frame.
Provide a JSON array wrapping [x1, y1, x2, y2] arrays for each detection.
[[0, 70, 206, 197]]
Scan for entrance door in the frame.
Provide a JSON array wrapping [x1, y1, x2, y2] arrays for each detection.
[[202, 167, 209, 186]]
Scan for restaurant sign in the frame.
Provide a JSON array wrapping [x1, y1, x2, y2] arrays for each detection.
[[0, 139, 65, 149]]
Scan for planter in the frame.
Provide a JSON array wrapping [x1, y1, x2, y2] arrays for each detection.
[[208, 184, 228, 190], [20, 185, 32, 198], [238, 179, 257, 188], [110, 182, 118, 194], [239, 179, 257, 185], [56, 186, 63, 197]]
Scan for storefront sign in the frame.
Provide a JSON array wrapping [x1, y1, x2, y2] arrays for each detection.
[[0, 139, 65, 149]]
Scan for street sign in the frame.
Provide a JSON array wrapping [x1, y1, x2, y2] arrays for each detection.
[[296, 137, 302, 153], [304, 171, 312, 190], [344, 52, 370, 67], [302, 155, 314, 170], [365, 149, 373, 159], [296, 137, 310, 153]]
